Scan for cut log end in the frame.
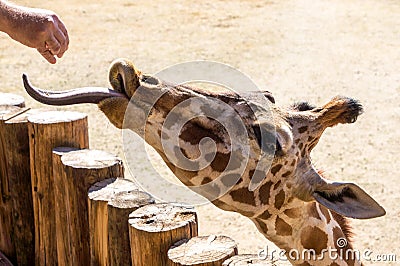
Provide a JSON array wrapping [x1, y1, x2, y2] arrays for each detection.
[[0, 93, 25, 107], [108, 190, 155, 209], [28, 110, 87, 124], [168, 235, 238, 265], [88, 178, 139, 201], [129, 203, 197, 232], [129, 203, 198, 266], [61, 149, 122, 169]]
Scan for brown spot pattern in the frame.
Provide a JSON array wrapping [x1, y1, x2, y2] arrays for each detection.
[[298, 126, 308, 133], [284, 207, 302, 218], [255, 219, 269, 234], [300, 226, 328, 254], [259, 210, 272, 220], [273, 180, 281, 190], [230, 187, 256, 206], [270, 164, 283, 175], [201, 177, 212, 185], [274, 190, 286, 210], [282, 171, 292, 178], [298, 142, 304, 150], [307, 202, 321, 220], [220, 174, 242, 187], [275, 216, 292, 236], [210, 152, 230, 172], [259, 181, 273, 205]]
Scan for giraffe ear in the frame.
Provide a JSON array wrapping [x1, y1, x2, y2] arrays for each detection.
[[312, 182, 386, 219]]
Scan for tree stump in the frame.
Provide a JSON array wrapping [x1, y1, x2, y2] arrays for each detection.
[[223, 254, 286, 265], [28, 111, 89, 266], [88, 178, 142, 266], [108, 190, 155, 265], [0, 251, 13, 266], [52, 149, 124, 266], [0, 93, 25, 107], [0, 106, 23, 263], [168, 235, 238, 266], [0, 107, 43, 265], [128, 203, 198, 266]]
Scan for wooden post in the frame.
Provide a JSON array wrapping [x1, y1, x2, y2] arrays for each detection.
[[128, 203, 198, 266], [0, 251, 13, 266], [0, 107, 44, 265], [223, 254, 286, 265], [0, 105, 23, 264], [108, 190, 155, 265], [0, 93, 25, 107], [168, 235, 238, 266], [28, 111, 89, 266], [52, 149, 124, 266], [88, 178, 144, 266]]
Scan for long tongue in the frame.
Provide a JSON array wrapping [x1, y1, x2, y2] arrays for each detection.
[[22, 74, 127, 106]]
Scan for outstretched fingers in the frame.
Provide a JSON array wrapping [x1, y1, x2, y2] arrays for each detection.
[[37, 46, 56, 64]]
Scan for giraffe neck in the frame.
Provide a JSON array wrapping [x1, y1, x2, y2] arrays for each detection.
[[251, 201, 362, 266]]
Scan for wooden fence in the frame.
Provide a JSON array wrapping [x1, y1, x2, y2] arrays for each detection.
[[0, 93, 282, 266]]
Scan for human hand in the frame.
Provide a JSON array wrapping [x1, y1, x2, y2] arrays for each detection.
[[2, 3, 69, 64]]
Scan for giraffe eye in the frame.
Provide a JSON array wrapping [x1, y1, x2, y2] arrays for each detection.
[[275, 138, 284, 156], [252, 124, 283, 156]]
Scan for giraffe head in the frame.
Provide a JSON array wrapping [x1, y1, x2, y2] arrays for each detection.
[[23, 58, 385, 222]]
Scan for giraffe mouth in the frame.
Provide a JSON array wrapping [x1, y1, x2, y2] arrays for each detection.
[[22, 73, 128, 106]]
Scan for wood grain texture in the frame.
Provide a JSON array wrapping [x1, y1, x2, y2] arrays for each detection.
[[128, 203, 198, 266], [88, 178, 139, 266], [0, 108, 44, 265], [53, 149, 124, 266], [0, 106, 22, 264], [107, 190, 154, 265], [0, 250, 13, 266], [168, 235, 238, 266], [28, 111, 89, 266]]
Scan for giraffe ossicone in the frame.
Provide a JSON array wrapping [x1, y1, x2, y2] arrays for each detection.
[[23, 58, 385, 265]]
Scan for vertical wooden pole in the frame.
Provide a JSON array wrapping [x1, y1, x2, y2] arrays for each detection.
[[28, 111, 89, 266], [88, 178, 145, 265], [168, 235, 238, 265], [0, 108, 44, 265], [88, 178, 142, 266], [0, 250, 14, 266], [107, 190, 154, 266], [52, 149, 124, 266], [52, 147, 80, 266], [128, 203, 198, 266], [0, 105, 23, 264]]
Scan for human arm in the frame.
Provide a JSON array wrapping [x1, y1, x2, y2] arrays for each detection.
[[0, 0, 69, 64]]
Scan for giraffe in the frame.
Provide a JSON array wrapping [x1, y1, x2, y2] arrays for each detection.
[[23, 58, 385, 266]]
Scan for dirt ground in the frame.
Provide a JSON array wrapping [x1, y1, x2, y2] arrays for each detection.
[[1, 0, 399, 264]]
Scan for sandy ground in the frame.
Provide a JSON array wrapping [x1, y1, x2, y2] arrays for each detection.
[[0, 0, 399, 264]]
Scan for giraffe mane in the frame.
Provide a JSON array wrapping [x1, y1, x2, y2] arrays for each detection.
[[331, 211, 354, 242]]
